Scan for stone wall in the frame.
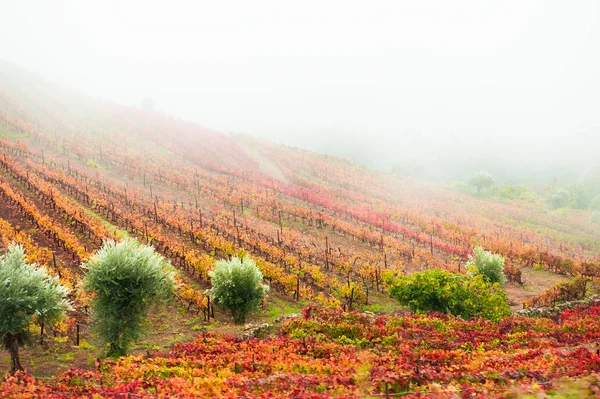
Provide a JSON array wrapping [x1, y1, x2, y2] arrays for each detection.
[[515, 294, 600, 319]]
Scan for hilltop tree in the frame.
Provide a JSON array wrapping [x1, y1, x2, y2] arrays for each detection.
[[591, 195, 600, 211], [210, 256, 269, 324], [547, 187, 572, 210], [468, 171, 496, 194], [0, 245, 70, 374], [83, 239, 175, 358]]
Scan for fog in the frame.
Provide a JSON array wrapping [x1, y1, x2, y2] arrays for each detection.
[[1, 0, 599, 180]]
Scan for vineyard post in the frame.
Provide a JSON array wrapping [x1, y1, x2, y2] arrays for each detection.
[[296, 275, 300, 301], [325, 236, 329, 271], [207, 296, 211, 321], [431, 222, 434, 255], [430, 233, 433, 256], [53, 253, 61, 279], [348, 286, 354, 311], [240, 198, 244, 214], [278, 210, 283, 233], [76, 321, 80, 346], [40, 322, 44, 345]]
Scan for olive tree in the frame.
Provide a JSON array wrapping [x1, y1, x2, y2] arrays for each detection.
[[209, 256, 269, 324], [0, 244, 70, 374], [466, 246, 507, 285], [547, 187, 572, 210], [468, 171, 496, 194], [83, 239, 175, 358]]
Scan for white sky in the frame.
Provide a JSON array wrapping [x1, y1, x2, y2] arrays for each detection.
[[1, 0, 599, 171]]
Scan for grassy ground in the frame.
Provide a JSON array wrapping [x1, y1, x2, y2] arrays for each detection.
[[0, 130, 24, 138], [0, 290, 307, 378]]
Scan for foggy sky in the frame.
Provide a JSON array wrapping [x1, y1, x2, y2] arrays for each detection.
[[1, 0, 599, 175]]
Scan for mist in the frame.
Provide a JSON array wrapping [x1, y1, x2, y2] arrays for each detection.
[[1, 0, 599, 180]]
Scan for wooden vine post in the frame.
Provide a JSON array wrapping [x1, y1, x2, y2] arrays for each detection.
[[325, 236, 329, 271]]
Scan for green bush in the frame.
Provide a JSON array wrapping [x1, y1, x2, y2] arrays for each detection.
[[385, 269, 511, 322], [83, 239, 175, 358], [466, 246, 507, 285], [209, 256, 269, 324], [486, 184, 542, 203], [0, 244, 70, 373]]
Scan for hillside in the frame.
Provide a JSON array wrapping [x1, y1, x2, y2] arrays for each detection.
[[1, 63, 600, 397]]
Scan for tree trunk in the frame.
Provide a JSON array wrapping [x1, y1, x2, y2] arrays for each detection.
[[6, 334, 23, 374]]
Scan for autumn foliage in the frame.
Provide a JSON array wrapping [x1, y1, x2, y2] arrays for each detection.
[[0, 304, 598, 397]]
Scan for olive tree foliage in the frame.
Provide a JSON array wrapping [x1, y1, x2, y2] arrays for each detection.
[[468, 171, 496, 194], [0, 244, 70, 374], [209, 256, 269, 324], [466, 246, 507, 285], [590, 195, 600, 211], [547, 187, 573, 210], [83, 239, 175, 358], [384, 268, 511, 322]]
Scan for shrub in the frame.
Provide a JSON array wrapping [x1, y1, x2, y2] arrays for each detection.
[[209, 256, 269, 324], [83, 239, 175, 358], [486, 184, 542, 203], [466, 246, 507, 285], [385, 269, 511, 321], [0, 244, 70, 373]]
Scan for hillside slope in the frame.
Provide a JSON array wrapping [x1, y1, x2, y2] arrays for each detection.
[[2, 63, 600, 397]]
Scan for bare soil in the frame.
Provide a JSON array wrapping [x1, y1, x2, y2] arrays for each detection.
[[504, 265, 572, 310]]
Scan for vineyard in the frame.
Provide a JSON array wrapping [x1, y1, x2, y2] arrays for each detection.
[[1, 65, 600, 396], [1, 305, 600, 398]]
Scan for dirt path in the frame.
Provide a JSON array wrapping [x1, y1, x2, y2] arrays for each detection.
[[504, 266, 573, 310], [242, 144, 289, 183]]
